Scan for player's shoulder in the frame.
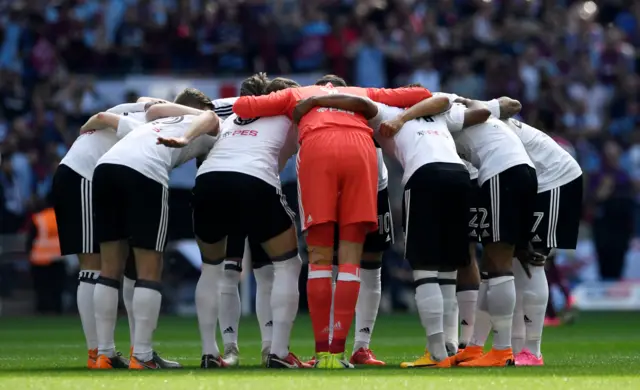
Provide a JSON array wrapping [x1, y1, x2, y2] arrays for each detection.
[[376, 102, 402, 117]]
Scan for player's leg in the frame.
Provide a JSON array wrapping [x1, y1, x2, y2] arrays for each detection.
[[439, 267, 458, 356], [296, 146, 339, 366], [191, 173, 229, 369], [456, 248, 481, 350], [250, 182, 306, 369], [456, 179, 481, 351], [332, 134, 378, 367], [219, 234, 243, 367], [249, 240, 275, 365], [350, 188, 390, 366], [460, 165, 537, 367], [52, 165, 101, 368], [122, 251, 137, 358], [399, 170, 449, 368], [128, 182, 180, 370], [91, 164, 130, 369]]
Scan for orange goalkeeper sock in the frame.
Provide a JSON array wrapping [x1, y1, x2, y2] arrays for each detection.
[[307, 264, 333, 353], [329, 264, 361, 354]]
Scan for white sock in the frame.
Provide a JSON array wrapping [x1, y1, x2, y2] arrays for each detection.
[[196, 262, 222, 356], [78, 270, 100, 350], [270, 256, 302, 358], [94, 278, 119, 357], [512, 259, 526, 354], [470, 280, 491, 347], [439, 271, 458, 349], [487, 275, 516, 350], [414, 270, 447, 361], [523, 266, 548, 358], [457, 289, 478, 346], [353, 266, 382, 353], [132, 282, 162, 362], [253, 264, 275, 352], [122, 276, 136, 349], [219, 261, 241, 347]]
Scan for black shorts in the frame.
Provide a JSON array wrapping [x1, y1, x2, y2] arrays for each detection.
[[531, 175, 583, 250], [468, 178, 481, 243], [478, 164, 538, 246], [52, 164, 100, 255], [332, 187, 394, 256], [192, 171, 295, 245], [93, 164, 170, 251], [402, 163, 471, 270], [226, 234, 272, 269]]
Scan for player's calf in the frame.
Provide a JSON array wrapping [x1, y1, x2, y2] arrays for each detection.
[[351, 252, 384, 365]]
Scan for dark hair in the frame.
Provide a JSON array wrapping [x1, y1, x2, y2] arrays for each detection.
[[315, 74, 347, 87], [173, 88, 214, 110], [404, 83, 425, 88], [266, 77, 300, 94], [240, 72, 270, 96]]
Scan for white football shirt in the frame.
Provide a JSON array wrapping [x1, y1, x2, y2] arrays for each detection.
[[98, 115, 216, 187], [375, 146, 388, 191], [369, 102, 465, 186], [59, 102, 147, 180], [453, 117, 534, 186], [504, 118, 582, 193], [212, 97, 238, 120], [198, 114, 293, 189], [463, 159, 479, 180]]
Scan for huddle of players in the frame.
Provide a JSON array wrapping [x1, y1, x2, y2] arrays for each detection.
[[52, 71, 582, 370]]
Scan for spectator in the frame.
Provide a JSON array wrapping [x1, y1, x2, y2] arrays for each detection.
[[590, 140, 634, 280], [349, 22, 387, 88], [445, 56, 484, 99]]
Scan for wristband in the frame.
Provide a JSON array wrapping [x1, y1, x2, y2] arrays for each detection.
[[486, 99, 501, 118]]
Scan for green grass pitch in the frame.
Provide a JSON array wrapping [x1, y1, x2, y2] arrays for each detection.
[[1, 312, 639, 389]]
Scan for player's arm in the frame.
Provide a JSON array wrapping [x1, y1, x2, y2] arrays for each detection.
[[494, 97, 522, 119], [292, 94, 379, 124], [233, 89, 295, 118], [379, 95, 450, 137], [366, 86, 433, 108], [137, 96, 168, 103], [146, 103, 205, 121], [156, 111, 221, 148], [106, 102, 147, 115], [443, 102, 491, 133], [80, 112, 121, 134]]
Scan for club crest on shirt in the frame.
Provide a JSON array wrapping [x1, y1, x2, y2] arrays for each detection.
[[234, 117, 260, 126]]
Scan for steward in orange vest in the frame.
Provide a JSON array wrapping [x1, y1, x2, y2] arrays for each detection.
[[29, 207, 62, 265]]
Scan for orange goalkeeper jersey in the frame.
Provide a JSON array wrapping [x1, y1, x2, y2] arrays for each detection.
[[232, 84, 432, 142]]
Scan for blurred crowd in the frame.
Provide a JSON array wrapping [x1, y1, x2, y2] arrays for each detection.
[[0, 0, 639, 284]]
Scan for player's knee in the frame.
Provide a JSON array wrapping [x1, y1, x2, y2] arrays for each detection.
[[483, 242, 514, 271], [308, 246, 334, 265], [78, 253, 101, 270], [306, 223, 335, 265], [361, 251, 383, 265], [222, 260, 242, 287], [306, 223, 335, 247], [339, 223, 369, 244]]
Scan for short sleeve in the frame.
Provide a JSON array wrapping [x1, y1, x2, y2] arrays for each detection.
[[444, 103, 466, 132], [433, 92, 460, 105], [115, 115, 143, 138], [367, 103, 384, 133]]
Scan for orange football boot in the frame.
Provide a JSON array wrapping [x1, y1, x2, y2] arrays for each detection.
[[449, 345, 483, 366], [458, 348, 515, 367], [87, 348, 98, 369]]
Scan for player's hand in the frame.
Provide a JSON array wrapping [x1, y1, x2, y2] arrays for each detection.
[[292, 97, 316, 125], [529, 251, 546, 267], [157, 136, 189, 148], [380, 118, 404, 137]]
